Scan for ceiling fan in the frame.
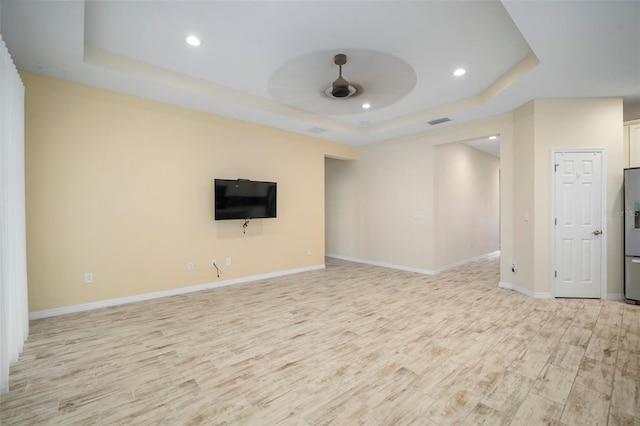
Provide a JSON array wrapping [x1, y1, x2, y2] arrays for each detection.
[[268, 49, 415, 115], [326, 54, 358, 99]]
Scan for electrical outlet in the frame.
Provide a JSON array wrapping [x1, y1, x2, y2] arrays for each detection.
[[307, 248, 312, 256], [84, 272, 93, 284], [225, 257, 232, 266], [187, 261, 194, 271], [511, 263, 517, 273]]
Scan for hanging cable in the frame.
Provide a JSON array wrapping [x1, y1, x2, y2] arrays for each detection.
[[212, 261, 221, 278]]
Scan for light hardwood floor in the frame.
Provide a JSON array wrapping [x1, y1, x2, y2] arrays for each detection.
[[1, 257, 639, 425]]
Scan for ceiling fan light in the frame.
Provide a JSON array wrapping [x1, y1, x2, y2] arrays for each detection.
[[325, 84, 357, 99], [332, 84, 351, 98]]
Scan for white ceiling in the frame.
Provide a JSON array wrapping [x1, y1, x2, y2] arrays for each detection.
[[465, 137, 501, 159], [1, 1, 638, 146]]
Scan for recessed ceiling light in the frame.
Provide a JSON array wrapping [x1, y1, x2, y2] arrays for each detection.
[[362, 103, 371, 109], [453, 68, 466, 77], [186, 35, 201, 47], [489, 135, 497, 140]]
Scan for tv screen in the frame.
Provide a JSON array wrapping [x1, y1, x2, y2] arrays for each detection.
[[214, 179, 277, 220]]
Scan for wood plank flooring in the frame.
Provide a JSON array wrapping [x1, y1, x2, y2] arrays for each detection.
[[1, 257, 639, 425]]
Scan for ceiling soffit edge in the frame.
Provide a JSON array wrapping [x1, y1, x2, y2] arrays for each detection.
[[369, 51, 539, 136], [84, 44, 538, 144], [84, 46, 360, 136]]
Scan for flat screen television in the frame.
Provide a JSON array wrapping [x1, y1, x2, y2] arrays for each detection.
[[214, 179, 277, 220]]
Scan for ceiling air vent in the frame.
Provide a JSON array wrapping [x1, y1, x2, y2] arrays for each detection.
[[307, 127, 327, 134], [427, 117, 451, 126]]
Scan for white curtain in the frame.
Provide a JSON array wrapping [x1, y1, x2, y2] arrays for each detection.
[[0, 34, 28, 395]]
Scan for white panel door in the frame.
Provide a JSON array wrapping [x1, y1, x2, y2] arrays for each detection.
[[554, 151, 603, 298]]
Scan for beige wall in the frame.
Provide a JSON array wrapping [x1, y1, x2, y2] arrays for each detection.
[[326, 98, 623, 298], [325, 113, 514, 275], [509, 98, 624, 296], [511, 101, 536, 293], [355, 140, 436, 269], [25, 70, 624, 310], [23, 72, 356, 311], [325, 158, 358, 256], [325, 141, 437, 270], [532, 98, 624, 296], [434, 143, 500, 268]]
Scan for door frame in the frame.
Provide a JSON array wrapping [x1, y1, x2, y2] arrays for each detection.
[[551, 148, 607, 299]]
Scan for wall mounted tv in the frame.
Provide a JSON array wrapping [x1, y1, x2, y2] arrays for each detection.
[[214, 179, 277, 220]]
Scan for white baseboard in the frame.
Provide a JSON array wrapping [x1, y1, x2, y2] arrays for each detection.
[[438, 250, 501, 272], [326, 251, 500, 276], [325, 254, 439, 275], [500, 286, 624, 301], [29, 264, 325, 320], [498, 281, 513, 289], [499, 281, 552, 299]]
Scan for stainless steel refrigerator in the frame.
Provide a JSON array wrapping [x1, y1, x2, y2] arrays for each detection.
[[625, 168, 640, 303]]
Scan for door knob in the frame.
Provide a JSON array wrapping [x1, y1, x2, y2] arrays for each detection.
[[593, 230, 602, 236]]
